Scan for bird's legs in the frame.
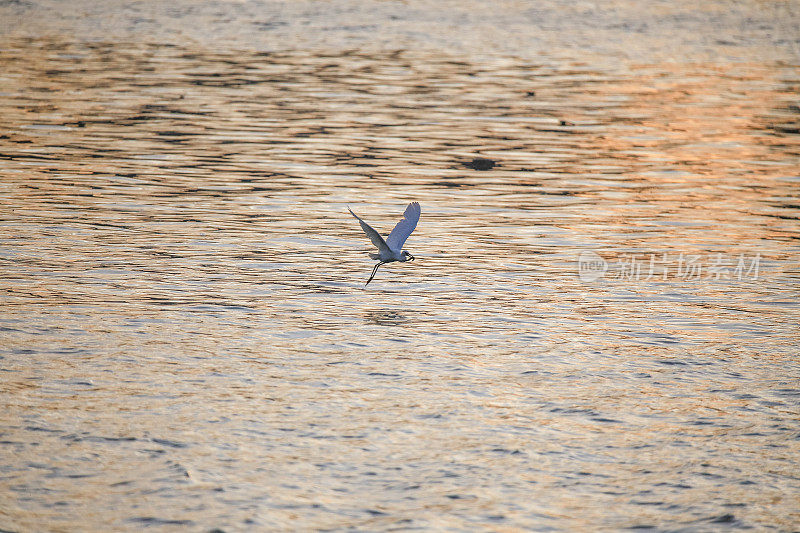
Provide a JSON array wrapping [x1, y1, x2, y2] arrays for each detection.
[[365, 261, 384, 286]]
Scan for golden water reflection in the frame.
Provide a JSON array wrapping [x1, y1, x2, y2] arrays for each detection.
[[1, 33, 799, 531]]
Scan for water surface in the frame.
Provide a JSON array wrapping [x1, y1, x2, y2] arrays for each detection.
[[1, 1, 799, 530]]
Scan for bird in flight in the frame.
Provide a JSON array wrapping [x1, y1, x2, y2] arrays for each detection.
[[348, 202, 421, 286]]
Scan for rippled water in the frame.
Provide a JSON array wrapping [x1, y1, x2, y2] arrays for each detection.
[[1, 1, 799, 531]]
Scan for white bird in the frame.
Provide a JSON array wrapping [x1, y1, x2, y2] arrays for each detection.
[[348, 202, 421, 286]]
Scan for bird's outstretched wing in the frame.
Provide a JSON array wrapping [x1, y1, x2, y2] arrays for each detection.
[[349, 207, 390, 254], [385, 202, 420, 253]]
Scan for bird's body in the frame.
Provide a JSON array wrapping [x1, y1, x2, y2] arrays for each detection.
[[349, 202, 420, 285]]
